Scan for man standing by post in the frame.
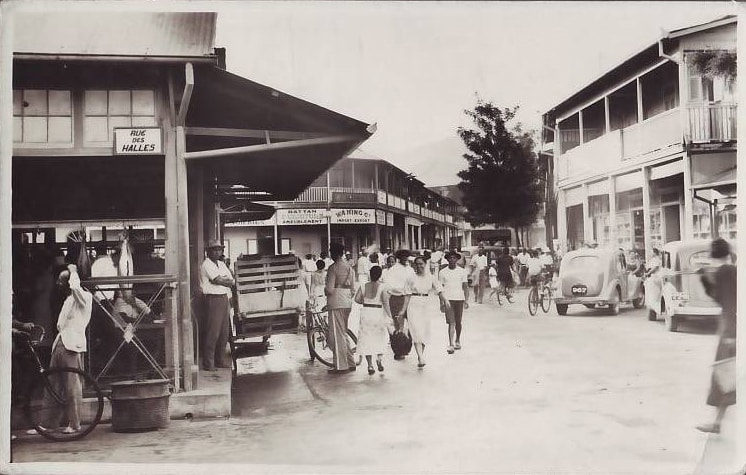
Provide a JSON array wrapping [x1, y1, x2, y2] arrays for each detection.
[[325, 242, 357, 373], [200, 239, 235, 371], [469, 246, 488, 304]]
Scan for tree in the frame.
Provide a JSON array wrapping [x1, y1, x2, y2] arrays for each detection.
[[456, 99, 543, 247]]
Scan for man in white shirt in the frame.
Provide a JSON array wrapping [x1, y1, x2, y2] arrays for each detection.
[[200, 239, 235, 371], [439, 251, 469, 353], [469, 246, 488, 304], [516, 248, 529, 287], [540, 247, 555, 275], [526, 250, 543, 287], [356, 249, 371, 286], [39, 264, 92, 434]]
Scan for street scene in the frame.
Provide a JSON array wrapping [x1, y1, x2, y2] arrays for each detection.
[[11, 291, 729, 473], [2, 1, 742, 474]]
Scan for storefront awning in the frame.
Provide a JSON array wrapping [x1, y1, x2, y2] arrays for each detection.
[[691, 165, 736, 191], [218, 199, 276, 225], [184, 66, 373, 201]]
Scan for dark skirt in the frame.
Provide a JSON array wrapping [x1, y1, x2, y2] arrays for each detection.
[[707, 336, 737, 407]]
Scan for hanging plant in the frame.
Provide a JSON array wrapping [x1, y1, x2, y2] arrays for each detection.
[[689, 50, 737, 81]]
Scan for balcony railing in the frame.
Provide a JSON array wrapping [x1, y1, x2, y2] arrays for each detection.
[[687, 103, 737, 143], [293, 186, 328, 203]]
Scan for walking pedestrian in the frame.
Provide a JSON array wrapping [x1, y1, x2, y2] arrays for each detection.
[[309, 259, 327, 313], [438, 250, 469, 353], [356, 249, 371, 286], [381, 249, 416, 360], [469, 246, 488, 303], [696, 238, 737, 434], [517, 248, 529, 287], [324, 242, 357, 374], [486, 262, 499, 302], [353, 266, 390, 375], [200, 239, 235, 371], [409, 256, 449, 367]]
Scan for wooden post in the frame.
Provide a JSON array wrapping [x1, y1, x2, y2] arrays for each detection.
[[176, 126, 194, 391], [608, 175, 617, 247], [641, 166, 652, 258]]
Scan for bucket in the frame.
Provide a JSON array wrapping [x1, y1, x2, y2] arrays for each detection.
[[110, 379, 171, 432]]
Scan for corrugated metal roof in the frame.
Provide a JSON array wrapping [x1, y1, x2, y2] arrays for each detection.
[[14, 11, 216, 58]]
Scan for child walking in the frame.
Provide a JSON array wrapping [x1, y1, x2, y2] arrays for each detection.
[[354, 266, 391, 374]]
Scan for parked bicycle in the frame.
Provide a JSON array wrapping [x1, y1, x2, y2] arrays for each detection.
[[305, 306, 358, 367], [13, 325, 104, 442]]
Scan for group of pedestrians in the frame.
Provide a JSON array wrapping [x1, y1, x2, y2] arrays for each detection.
[[321, 243, 471, 376]]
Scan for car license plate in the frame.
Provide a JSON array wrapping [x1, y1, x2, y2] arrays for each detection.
[[571, 284, 587, 296]]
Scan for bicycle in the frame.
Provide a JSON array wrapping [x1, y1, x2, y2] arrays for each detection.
[[306, 306, 358, 367], [528, 272, 555, 315], [13, 325, 104, 442]]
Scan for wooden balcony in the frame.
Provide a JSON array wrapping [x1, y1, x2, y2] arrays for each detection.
[[687, 103, 737, 143]]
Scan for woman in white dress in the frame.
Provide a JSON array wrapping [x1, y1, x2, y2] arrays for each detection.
[[408, 256, 448, 368], [353, 266, 391, 375]]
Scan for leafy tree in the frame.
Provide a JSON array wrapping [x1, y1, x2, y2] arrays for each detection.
[[456, 99, 543, 246]]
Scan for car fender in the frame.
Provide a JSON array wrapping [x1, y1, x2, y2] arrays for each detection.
[[602, 278, 622, 301]]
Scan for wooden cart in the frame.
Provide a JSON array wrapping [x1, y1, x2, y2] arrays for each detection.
[[229, 254, 305, 374]]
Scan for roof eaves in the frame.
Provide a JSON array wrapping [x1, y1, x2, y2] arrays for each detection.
[[543, 14, 737, 119], [667, 14, 736, 39]]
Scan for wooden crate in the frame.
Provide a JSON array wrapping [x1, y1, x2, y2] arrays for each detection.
[[234, 254, 305, 313]]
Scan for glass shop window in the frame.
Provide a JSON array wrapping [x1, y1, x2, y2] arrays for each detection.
[[84, 90, 157, 144], [13, 89, 73, 146]]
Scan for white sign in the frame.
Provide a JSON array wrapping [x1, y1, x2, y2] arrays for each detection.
[[376, 209, 386, 225], [377, 190, 387, 204], [277, 208, 327, 225], [114, 127, 162, 154], [386, 212, 394, 227], [331, 208, 375, 224]]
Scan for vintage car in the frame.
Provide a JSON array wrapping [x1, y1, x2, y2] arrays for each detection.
[[554, 248, 645, 316], [651, 239, 736, 332]]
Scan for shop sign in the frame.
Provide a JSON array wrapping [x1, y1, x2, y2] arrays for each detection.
[[377, 190, 387, 204], [331, 208, 375, 224], [376, 209, 386, 225], [331, 191, 376, 204], [386, 212, 394, 227], [113, 127, 162, 155], [405, 217, 423, 227], [277, 208, 327, 225], [410, 203, 421, 214]]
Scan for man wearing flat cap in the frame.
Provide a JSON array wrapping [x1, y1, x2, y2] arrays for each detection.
[[200, 239, 235, 371]]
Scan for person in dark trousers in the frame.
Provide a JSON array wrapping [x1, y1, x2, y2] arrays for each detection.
[[696, 237, 737, 434], [199, 239, 235, 371]]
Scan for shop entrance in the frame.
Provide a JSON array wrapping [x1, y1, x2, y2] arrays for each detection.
[[664, 205, 681, 242], [566, 204, 584, 250]]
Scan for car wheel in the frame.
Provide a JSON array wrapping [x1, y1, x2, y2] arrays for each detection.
[[556, 303, 568, 316], [647, 309, 657, 321], [608, 288, 621, 315], [663, 302, 678, 332], [632, 288, 645, 309]]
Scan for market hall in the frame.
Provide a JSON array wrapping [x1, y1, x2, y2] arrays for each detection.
[[7, 11, 372, 400]]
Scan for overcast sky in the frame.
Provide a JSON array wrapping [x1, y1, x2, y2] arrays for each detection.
[[215, 1, 735, 186]]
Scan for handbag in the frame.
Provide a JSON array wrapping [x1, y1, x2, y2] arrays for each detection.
[[713, 357, 736, 394]]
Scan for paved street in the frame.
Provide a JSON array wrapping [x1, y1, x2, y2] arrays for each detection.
[[11, 288, 726, 473]]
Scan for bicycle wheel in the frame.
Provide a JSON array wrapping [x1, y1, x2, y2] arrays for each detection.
[[307, 325, 334, 367], [527, 287, 539, 316], [25, 367, 104, 442], [505, 287, 514, 304], [307, 326, 358, 368], [540, 287, 552, 313]]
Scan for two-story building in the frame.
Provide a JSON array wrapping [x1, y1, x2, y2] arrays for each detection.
[[8, 11, 371, 393], [543, 15, 736, 257], [222, 150, 461, 260]]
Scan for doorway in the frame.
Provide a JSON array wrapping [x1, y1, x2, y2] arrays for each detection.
[[663, 205, 681, 243]]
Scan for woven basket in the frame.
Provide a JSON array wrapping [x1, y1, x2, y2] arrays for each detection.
[[110, 379, 170, 432]]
